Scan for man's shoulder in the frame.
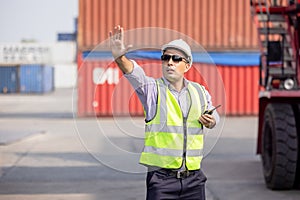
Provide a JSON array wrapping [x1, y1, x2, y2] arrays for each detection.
[[188, 80, 205, 88]]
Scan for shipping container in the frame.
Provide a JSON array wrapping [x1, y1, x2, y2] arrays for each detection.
[[19, 64, 54, 93], [78, 0, 258, 51], [77, 56, 259, 117], [0, 66, 18, 93], [57, 33, 77, 41], [0, 44, 52, 65], [53, 64, 77, 88]]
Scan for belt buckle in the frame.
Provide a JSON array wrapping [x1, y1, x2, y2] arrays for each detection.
[[176, 170, 190, 179]]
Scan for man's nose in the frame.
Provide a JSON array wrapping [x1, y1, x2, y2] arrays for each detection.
[[167, 58, 175, 65]]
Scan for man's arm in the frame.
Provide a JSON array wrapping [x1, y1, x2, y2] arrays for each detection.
[[114, 55, 133, 74], [109, 25, 158, 121], [109, 25, 133, 74]]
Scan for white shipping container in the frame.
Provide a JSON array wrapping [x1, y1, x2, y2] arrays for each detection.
[[0, 43, 52, 64], [0, 42, 76, 65], [54, 63, 77, 88], [51, 42, 76, 64]]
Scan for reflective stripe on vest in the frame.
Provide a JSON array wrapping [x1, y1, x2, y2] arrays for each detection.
[[139, 78, 208, 170]]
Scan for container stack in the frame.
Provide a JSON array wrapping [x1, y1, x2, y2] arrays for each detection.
[[0, 43, 55, 94], [77, 0, 260, 117], [0, 64, 54, 94]]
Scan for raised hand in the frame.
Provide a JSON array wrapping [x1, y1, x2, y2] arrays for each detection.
[[109, 25, 132, 59]]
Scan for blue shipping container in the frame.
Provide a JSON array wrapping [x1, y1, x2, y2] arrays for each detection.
[[0, 66, 18, 93], [20, 65, 54, 93], [57, 33, 76, 41]]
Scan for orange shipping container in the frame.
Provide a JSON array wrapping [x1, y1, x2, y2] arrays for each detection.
[[77, 57, 259, 117], [78, 0, 258, 51]]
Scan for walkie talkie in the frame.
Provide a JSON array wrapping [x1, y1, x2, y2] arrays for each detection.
[[203, 104, 221, 115]]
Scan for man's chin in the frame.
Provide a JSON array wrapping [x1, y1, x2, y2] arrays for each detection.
[[164, 75, 179, 83]]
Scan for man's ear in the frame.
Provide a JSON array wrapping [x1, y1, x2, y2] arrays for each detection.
[[184, 63, 192, 72]]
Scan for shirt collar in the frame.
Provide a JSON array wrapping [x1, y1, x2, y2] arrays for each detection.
[[161, 77, 190, 91]]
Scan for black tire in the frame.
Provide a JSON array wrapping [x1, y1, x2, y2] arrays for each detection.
[[294, 104, 300, 188], [261, 103, 298, 190]]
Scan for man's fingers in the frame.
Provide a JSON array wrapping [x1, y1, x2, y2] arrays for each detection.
[[119, 26, 124, 41], [202, 114, 211, 120], [113, 26, 117, 40], [126, 44, 133, 52], [109, 25, 130, 58], [111, 25, 123, 41], [199, 114, 215, 128], [109, 31, 113, 45]]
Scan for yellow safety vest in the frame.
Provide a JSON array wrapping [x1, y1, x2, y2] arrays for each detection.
[[139, 78, 208, 170]]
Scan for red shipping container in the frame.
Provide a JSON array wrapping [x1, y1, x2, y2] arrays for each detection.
[[77, 56, 259, 117], [78, 0, 258, 51]]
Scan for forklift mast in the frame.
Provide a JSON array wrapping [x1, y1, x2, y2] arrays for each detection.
[[251, 0, 300, 91]]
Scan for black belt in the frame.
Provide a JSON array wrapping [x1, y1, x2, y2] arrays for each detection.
[[156, 168, 198, 179]]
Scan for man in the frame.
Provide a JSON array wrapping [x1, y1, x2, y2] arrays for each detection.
[[110, 25, 219, 200]]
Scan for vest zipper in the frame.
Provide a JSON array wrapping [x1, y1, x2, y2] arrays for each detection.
[[182, 89, 192, 169], [182, 116, 188, 168]]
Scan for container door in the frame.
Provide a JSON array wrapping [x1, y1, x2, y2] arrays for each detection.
[[0, 66, 18, 93], [20, 64, 43, 93]]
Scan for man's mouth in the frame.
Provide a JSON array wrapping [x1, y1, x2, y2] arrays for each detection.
[[166, 68, 175, 72]]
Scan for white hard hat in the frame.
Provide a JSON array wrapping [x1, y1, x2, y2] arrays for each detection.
[[161, 39, 193, 65]]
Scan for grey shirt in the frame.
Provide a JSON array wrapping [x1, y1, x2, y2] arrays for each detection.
[[124, 60, 220, 123]]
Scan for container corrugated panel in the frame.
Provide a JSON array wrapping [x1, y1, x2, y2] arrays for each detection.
[[43, 65, 54, 92], [77, 58, 259, 117], [0, 66, 18, 93], [20, 65, 54, 93], [78, 0, 258, 51], [77, 59, 148, 117], [218, 65, 259, 115]]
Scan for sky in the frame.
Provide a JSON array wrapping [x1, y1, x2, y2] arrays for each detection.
[[0, 0, 78, 43]]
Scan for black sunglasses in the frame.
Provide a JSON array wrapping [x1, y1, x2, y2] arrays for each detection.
[[161, 54, 188, 63]]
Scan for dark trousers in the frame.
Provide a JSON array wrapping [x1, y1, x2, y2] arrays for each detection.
[[146, 169, 207, 200]]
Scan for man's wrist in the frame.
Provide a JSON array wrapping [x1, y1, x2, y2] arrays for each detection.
[[115, 55, 126, 63], [113, 55, 134, 74]]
